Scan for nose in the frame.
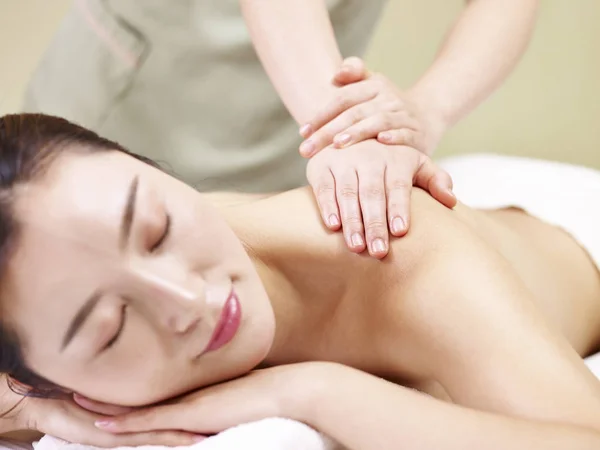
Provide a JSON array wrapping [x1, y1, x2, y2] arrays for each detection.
[[130, 268, 206, 334]]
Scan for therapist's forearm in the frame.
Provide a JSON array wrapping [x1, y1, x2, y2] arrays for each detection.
[[240, 0, 342, 125], [409, 0, 539, 130]]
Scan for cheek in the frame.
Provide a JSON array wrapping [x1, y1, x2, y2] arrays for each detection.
[[72, 350, 180, 406]]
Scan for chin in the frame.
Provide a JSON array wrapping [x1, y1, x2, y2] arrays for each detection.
[[235, 312, 276, 371]]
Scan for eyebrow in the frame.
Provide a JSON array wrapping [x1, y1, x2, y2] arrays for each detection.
[[61, 291, 102, 350], [60, 176, 139, 351], [119, 175, 139, 250]]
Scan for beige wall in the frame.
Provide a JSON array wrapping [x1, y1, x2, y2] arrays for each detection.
[[0, 0, 71, 114], [1, 0, 598, 167]]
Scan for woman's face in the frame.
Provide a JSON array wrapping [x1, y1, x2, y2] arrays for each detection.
[[4, 150, 275, 406]]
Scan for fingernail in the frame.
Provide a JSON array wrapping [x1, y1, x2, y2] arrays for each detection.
[[391, 217, 405, 234], [328, 214, 340, 227], [94, 420, 114, 429], [351, 233, 364, 248], [372, 238, 386, 254], [334, 133, 351, 146], [447, 188, 456, 200], [299, 140, 315, 156], [299, 124, 312, 137], [379, 132, 392, 142]]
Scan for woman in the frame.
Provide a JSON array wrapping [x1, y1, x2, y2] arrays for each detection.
[[1, 113, 600, 449]]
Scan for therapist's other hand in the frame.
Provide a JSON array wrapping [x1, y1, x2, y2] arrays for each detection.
[[299, 57, 445, 157], [306, 140, 456, 258]]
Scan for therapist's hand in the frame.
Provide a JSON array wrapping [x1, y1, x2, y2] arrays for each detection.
[[298, 57, 446, 158], [306, 140, 456, 258]]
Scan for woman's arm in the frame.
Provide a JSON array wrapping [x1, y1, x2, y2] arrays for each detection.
[[407, 0, 539, 129], [293, 363, 600, 450]]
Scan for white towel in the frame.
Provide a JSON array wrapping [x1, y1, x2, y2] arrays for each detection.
[[31, 418, 341, 450]]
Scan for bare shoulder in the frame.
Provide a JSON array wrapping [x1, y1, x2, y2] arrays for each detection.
[[246, 186, 478, 272]]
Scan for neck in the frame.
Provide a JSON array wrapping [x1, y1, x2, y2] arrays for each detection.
[[212, 188, 349, 366]]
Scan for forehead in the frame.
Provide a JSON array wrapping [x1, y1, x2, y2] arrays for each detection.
[[12, 151, 140, 272], [3, 152, 142, 338]]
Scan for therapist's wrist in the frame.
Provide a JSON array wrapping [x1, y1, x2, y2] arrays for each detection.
[[404, 88, 449, 157]]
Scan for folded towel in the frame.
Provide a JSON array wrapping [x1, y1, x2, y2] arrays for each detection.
[[32, 418, 342, 450]]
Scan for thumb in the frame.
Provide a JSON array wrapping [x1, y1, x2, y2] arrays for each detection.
[[73, 393, 136, 416], [333, 57, 369, 86], [413, 157, 457, 209]]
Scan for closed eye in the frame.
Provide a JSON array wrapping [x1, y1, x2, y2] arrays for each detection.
[[104, 304, 128, 351], [150, 213, 171, 252]]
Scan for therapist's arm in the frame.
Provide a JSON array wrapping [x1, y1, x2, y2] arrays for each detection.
[[407, 0, 539, 130], [239, 0, 343, 125], [239, 0, 456, 259], [290, 0, 539, 157]]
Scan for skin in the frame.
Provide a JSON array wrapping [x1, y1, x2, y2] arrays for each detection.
[[3, 148, 600, 444], [240, 0, 539, 255]]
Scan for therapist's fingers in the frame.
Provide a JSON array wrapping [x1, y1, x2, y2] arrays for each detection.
[[333, 112, 419, 149], [384, 163, 413, 238], [413, 156, 457, 209], [333, 169, 366, 253], [358, 165, 390, 258], [333, 56, 369, 86], [307, 167, 342, 230], [299, 82, 377, 153], [377, 128, 422, 150]]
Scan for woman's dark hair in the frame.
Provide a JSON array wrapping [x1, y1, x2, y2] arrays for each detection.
[[0, 113, 159, 399]]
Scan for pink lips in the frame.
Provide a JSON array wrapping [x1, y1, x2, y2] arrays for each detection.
[[204, 290, 242, 354]]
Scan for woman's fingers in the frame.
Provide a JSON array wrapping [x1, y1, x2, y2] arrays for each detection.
[[72, 393, 135, 416], [86, 428, 202, 448], [34, 399, 201, 448]]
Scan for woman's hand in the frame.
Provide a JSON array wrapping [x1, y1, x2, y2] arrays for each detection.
[[3, 391, 200, 447], [298, 57, 446, 157], [306, 140, 456, 258], [93, 363, 328, 438]]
